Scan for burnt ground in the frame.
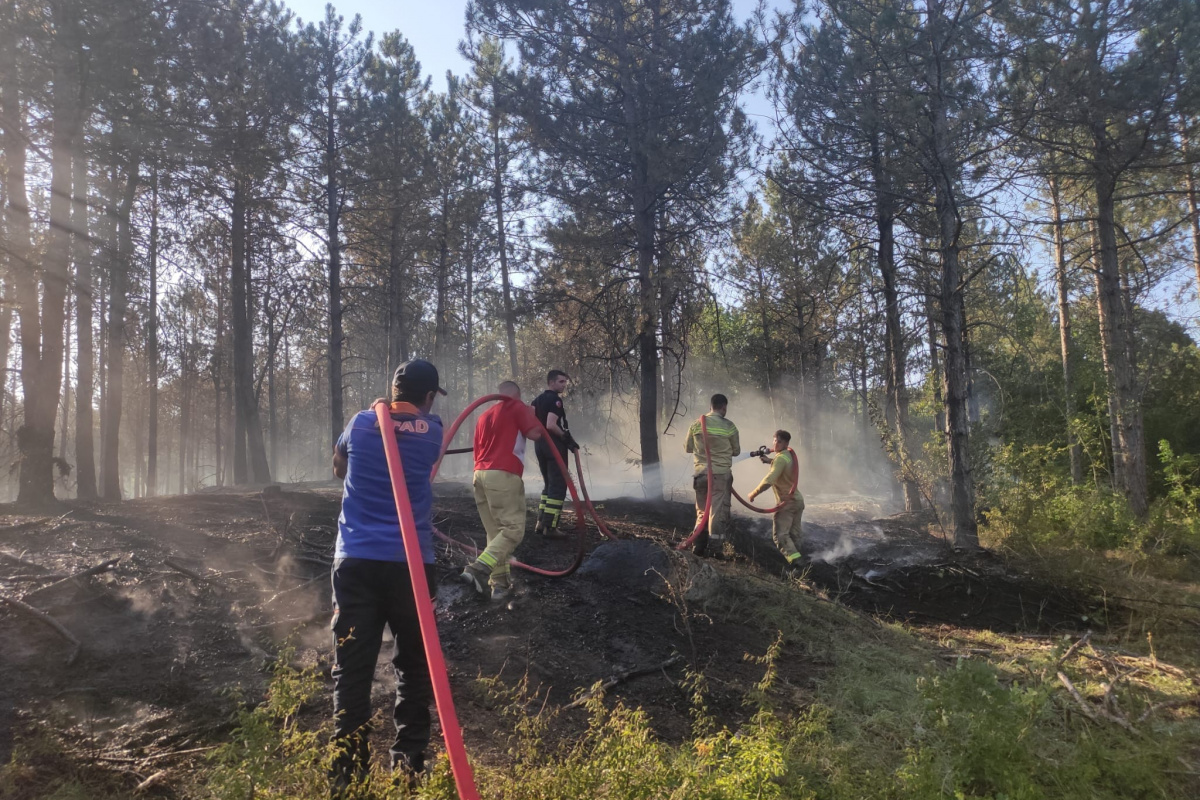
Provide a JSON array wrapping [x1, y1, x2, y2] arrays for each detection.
[[0, 484, 1099, 794]]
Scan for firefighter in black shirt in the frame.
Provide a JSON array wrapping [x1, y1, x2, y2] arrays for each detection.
[[531, 369, 578, 536]]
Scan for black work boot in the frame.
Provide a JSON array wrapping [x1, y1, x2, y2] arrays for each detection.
[[330, 733, 369, 798], [392, 751, 428, 790]]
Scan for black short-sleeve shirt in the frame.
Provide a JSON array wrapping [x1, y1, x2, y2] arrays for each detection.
[[531, 389, 568, 433]]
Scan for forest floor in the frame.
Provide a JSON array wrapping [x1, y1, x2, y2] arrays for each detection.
[[0, 484, 1196, 798]]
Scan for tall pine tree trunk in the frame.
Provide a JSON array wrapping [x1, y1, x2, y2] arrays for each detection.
[[230, 181, 270, 484], [1, 8, 33, 500], [326, 93, 344, 448], [58, 300, 71, 474], [1181, 116, 1200, 306], [465, 242, 475, 399], [492, 118, 519, 377], [146, 170, 159, 495], [73, 130, 97, 498], [434, 190, 451, 366], [1093, 174, 1147, 516], [387, 205, 409, 374], [873, 154, 920, 511], [926, 0, 977, 548], [0, 20, 13, 429], [101, 159, 138, 501], [618, 37, 662, 499], [15, 16, 79, 504], [1048, 177, 1083, 484]]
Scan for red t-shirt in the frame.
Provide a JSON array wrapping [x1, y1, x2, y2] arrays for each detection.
[[474, 399, 541, 476]]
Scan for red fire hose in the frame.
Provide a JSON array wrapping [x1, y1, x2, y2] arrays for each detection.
[[677, 415, 713, 551], [372, 402, 480, 800], [431, 393, 617, 578], [572, 448, 619, 541], [730, 447, 799, 513], [677, 419, 800, 550]]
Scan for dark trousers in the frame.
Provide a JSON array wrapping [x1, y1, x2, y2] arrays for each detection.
[[331, 557, 438, 780], [535, 438, 569, 529]]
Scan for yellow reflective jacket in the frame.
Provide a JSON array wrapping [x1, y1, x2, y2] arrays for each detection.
[[685, 412, 740, 475], [752, 448, 804, 507]]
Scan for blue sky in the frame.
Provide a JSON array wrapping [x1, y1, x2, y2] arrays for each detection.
[[286, 0, 781, 99]]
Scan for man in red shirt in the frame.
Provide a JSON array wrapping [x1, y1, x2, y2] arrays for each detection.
[[460, 381, 543, 601]]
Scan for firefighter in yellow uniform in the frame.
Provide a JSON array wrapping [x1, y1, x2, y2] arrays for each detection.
[[685, 393, 740, 556], [747, 429, 805, 567]]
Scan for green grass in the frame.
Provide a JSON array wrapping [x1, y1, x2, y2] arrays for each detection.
[[4, 564, 1197, 800], [192, 568, 1199, 799]]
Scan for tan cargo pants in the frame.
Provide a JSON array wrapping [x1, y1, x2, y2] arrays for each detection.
[[772, 494, 805, 559], [693, 471, 732, 554], [471, 469, 527, 582]]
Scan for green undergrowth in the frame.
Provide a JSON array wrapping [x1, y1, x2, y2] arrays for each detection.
[[191, 571, 1199, 800], [4, 568, 1195, 799]]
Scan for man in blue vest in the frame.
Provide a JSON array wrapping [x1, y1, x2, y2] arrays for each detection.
[[330, 359, 445, 791]]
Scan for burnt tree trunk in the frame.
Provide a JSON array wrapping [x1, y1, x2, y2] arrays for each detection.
[[229, 181, 271, 484]]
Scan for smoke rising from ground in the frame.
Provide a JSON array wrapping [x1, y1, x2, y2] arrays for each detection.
[[472, 361, 905, 515]]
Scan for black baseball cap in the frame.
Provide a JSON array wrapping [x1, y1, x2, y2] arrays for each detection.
[[393, 359, 447, 397]]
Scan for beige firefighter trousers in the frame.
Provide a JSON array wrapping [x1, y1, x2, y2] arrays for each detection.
[[694, 471, 733, 545], [472, 469, 527, 581], [772, 495, 805, 559]]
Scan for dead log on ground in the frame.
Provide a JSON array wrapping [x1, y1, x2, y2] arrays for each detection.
[[23, 558, 120, 600], [0, 593, 81, 664], [566, 654, 684, 709], [164, 558, 207, 582]]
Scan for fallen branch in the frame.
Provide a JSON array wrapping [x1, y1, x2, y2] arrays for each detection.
[[279, 554, 332, 570], [0, 549, 46, 570], [0, 517, 50, 536], [141, 745, 219, 763], [164, 558, 207, 582], [1136, 697, 1200, 723], [46, 511, 77, 533], [1057, 670, 1099, 721], [261, 575, 323, 606], [98, 744, 220, 766], [1053, 631, 1092, 672], [0, 594, 81, 664], [134, 769, 169, 794], [1103, 594, 1200, 612], [1057, 670, 1140, 735], [566, 654, 684, 709], [23, 558, 120, 600], [237, 611, 327, 630]]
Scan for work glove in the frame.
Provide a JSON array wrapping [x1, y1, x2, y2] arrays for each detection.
[[565, 433, 581, 453]]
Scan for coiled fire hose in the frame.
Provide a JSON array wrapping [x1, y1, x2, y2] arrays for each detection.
[[676, 417, 800, 551], [372, 401, 480, 800], [431, 393, 617, 577], [731, 447, 799, 513]]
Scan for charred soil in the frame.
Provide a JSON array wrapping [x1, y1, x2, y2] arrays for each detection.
[[0, 486, 1110, 795]]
